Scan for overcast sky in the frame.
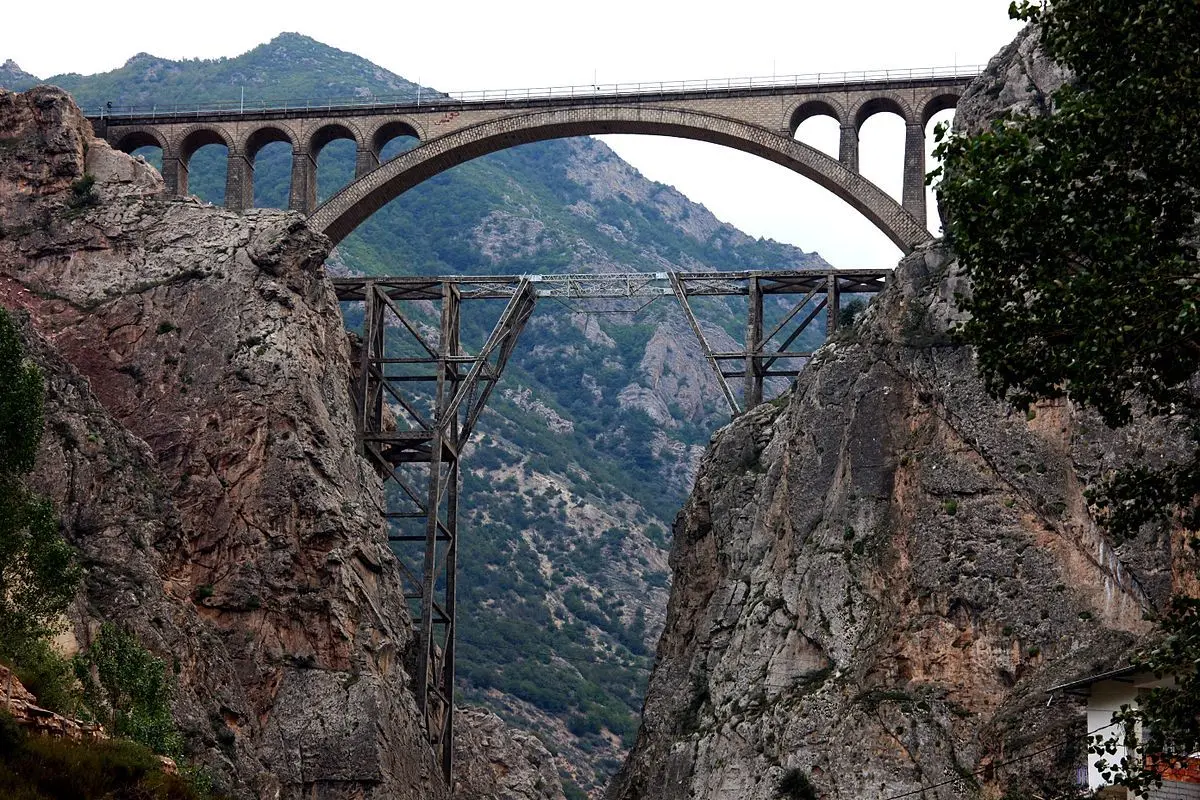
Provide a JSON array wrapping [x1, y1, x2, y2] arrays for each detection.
[[1, 1, 1024, 267]]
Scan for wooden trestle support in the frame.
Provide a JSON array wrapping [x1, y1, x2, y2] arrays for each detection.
[[332, 268, 887, 783]]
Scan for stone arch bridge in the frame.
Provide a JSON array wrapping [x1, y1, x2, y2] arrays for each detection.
[[86, 69, 976, 784], [89, 67, 977, 254]]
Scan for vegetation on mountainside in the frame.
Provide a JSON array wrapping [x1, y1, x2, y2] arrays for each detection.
[[75, 624, 182, 757], [44, 32, 427, 113], [935, 0, 1200, 792], [0, 308, 80, 713], [0, 716, 209, 800]]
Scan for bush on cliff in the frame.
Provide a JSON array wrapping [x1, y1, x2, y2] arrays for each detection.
[[0, 715, 204, 800], [75, 623, 182, 757], [0, 307, 81, 714]]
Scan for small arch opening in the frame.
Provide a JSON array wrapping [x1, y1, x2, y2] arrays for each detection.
[[115, 131, 164, 173], [310, 124, 358, 204], [245, 127, 294, 209], [252, 142, 293, 209], [115, 131, 163, 155], [857, 109, 907, 204], [373, 121, 421, 165], [922, 93, 961, 128], [317, 140, 356, 204], [179, 129, 229, 205], [793, 115, 840, 160], [790, 101, 843, 161]]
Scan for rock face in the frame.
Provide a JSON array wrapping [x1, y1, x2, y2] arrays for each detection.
[[0, 85, 444, 799], [453, 707, 566, 799], [609, 32, 1192, 800], [952, 25, 1071, 137]]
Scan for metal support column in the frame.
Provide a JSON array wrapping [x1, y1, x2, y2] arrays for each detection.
[[415, 283, 458, 778], [336, 276, 537, 787], [826, 272, 841, 336], [744, 276, 764, 411], [669, 272, 741, 415]]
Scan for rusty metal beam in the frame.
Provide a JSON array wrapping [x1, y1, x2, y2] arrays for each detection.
[[336, 267, 888, 786], [668, 272, 741, 416]]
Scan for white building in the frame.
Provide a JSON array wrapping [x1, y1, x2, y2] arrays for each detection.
[[1050, 667, 1200, 799]]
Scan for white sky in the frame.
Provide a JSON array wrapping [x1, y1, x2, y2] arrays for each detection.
[[1, 1, 1024, 267]]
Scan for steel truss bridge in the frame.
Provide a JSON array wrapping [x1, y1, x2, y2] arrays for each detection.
[[333, 267, 887, 780]]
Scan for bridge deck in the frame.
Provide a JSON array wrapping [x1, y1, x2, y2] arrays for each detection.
[[332, 269, 891, 301], [86, 68, 980, 124]]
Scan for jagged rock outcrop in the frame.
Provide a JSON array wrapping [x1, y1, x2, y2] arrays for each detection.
[[0, 85, 444, 799], [610, 32, 1192, 800], [952, 26, 1070, 136], [453, 707, 566, 799], [0, 664, 106, 741], [610, 244, 1186, 800]]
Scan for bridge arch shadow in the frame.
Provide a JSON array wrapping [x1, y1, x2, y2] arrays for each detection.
[[308, 106, 934, 254]]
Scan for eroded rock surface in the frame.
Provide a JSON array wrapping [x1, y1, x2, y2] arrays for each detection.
[[453, 707, 566, 799], [1, 85, 444, 800], [609, 242, 1189, 799], [953, 25, 1071, 137], [609, 30, 1191, 800]]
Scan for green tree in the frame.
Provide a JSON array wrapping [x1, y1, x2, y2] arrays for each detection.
[[0, 308, 80, 684], [75, 624, 182, 757], [934, 0, 1200, 793]]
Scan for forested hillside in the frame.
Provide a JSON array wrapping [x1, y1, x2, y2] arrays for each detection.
[[1, 33, 833, 796]]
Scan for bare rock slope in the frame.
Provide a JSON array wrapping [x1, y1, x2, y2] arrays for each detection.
[[609, 31, 1190, 800], [0, 84, 476, 799]]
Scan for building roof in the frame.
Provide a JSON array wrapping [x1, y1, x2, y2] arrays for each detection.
[[1047, 665, 1139, 695]]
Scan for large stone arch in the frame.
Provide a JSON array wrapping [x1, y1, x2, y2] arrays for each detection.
[[309, 106, 933, 252]]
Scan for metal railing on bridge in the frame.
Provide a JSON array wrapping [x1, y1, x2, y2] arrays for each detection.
[[88, 64, 983, 120]]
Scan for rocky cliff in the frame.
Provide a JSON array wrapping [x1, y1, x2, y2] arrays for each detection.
[[0, 40, 833, 793], [0, 85, 561, 800], [609, 30, 1192, 800]]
